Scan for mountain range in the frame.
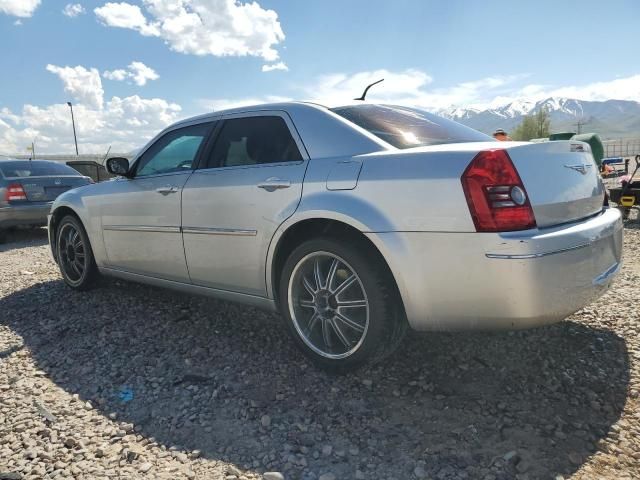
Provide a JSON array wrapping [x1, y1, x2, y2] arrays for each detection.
[[438, 97, 640, 139]]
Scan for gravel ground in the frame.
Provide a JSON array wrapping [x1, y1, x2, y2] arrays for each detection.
[[1, 219, 639, 480]]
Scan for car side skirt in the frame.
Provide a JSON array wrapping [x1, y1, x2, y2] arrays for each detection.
[[99, 267, 278, 313]]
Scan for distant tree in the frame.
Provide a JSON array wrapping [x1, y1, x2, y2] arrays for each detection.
[[511, 108, 551, 140]]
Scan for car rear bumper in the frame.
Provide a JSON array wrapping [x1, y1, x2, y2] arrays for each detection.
[[367, 207, 623, 331], [0, 202, 53, 228]]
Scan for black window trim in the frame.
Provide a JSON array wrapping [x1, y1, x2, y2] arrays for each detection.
[[196, 111, 309, 172], [130, 120, 217, 179]]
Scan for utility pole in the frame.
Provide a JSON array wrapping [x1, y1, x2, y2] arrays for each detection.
[[67, 101, 79, 156], [573, 118, 589, 134]]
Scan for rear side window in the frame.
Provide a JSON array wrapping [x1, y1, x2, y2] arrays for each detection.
[[331, 104, 491, 149], [0, 161, 80, 178], [208, 116, 302, 168]]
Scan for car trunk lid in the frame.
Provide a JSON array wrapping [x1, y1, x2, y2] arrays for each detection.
[[505, 141, 605, 228]]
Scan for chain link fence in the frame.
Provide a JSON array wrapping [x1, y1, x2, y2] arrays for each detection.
[[603, 139, 640, 158]]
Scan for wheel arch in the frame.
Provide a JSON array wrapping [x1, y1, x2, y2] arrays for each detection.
[[267, 216, 408, 324], [49, 205, 83, 263]]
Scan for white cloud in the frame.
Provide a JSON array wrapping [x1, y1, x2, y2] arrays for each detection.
[[13, 18, 21, 25], [300, 69, 640, 111], [0, 0, 40, 17], [94, 2, 160, 36], [0, 62, 182, 155], [63, 3, 86, 18], [128, 61, 159, 86], [94, 0, 285, 61], [46, 64, 105, 110], [262, 62, 288, 73], [306, 69, 435, 105], [0, 98, 181, 155], [103, 69, 128, 81], [103, 61, 159, 86], [537, 75, 640, 103], [197, 95, 291, 112]]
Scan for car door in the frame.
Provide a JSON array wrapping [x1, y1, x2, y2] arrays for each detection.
[[100, 122, 214, 282], [181, 112, 309, 296]]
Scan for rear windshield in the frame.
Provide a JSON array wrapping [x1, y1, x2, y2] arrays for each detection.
[[0, 161, 80, 178], [331, 104, 492, 149]]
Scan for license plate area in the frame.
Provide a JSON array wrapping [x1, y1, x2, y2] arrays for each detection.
[[45, 186, 71, 199]]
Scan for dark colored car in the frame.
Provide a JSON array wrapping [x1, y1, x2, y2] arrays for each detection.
[[0, 160, 92, 237], [66, 160, 117, 183]]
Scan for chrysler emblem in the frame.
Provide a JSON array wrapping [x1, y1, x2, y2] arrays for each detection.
[[564, 164, 592, 175], [54, 178, 62, 185]]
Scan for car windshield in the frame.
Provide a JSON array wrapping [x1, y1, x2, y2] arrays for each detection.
[[0, 161, 80, 178], [331, 104, 492, 149]]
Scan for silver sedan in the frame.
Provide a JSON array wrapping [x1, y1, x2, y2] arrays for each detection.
[[48, 102, 623, 371]]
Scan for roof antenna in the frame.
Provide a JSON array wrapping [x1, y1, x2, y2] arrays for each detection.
[[354, 78, 384, 101]]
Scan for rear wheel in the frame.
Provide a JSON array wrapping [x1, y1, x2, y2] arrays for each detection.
[[279, 237, 406, 372], [56, 215, 99, 290]]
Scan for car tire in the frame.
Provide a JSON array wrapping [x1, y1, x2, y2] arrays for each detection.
[[56, 215, 99, 290], [279, 237, 406, 372]]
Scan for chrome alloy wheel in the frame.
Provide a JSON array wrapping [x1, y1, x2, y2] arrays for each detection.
[[288, 251, 370, 359], [58, 223, 87, 286]]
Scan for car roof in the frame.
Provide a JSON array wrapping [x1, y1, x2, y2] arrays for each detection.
[[170, 101, 330, 127], [135, 101, 392, 163], [0, 159, 66, 164]]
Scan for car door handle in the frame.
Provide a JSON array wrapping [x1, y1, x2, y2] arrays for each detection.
[[257, 177, 291, 191], [156, 185, 179, 195]]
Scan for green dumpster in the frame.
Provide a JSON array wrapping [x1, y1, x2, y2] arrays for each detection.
[[549, 132, 576, 141], [571, 133, 604, 167]]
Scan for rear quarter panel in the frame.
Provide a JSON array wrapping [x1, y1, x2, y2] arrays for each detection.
[[290, 144, 497, 235], [353, 148, 480, 232]]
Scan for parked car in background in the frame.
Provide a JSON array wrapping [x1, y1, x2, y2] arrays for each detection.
[[0, 160, 92, 241], [47, 102, 623, 371], [66, 160, 117, 183]]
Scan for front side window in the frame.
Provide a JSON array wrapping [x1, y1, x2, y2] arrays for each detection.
[[208, 116, 302, 168], [135, 123, 212, 177], [331, 104, 491, 149]]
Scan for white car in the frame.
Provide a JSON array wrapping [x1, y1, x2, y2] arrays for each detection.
[[48, 102, 623, 371]]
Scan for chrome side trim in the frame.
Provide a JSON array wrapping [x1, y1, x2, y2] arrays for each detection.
[[592, 262, 621, 286], [182, 226, 257, 236], [99, 267, 277, 312], [485, 242, 591, 260], [103, 225, 181, 233]]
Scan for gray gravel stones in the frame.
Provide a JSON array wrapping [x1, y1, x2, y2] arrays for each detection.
[[318, 474, 336, 480], [1, 223, 640, 479], [263, 473, 285, 480]]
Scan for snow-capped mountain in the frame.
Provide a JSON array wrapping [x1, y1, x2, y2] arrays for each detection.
[[439, 97, 640, 139]]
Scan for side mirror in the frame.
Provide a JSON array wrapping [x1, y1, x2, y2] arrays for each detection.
[[106, 157, 130, 176]]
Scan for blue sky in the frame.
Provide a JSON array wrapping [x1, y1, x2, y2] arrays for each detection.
[[0, 0, 638, 153]]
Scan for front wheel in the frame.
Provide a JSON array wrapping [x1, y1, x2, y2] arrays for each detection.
[[279, 238, 406, 372], [56, 215, 99, 290]]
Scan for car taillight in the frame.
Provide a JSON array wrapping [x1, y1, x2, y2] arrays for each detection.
[[461, 149, 536, 232], [5, 183, 27, 201]]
